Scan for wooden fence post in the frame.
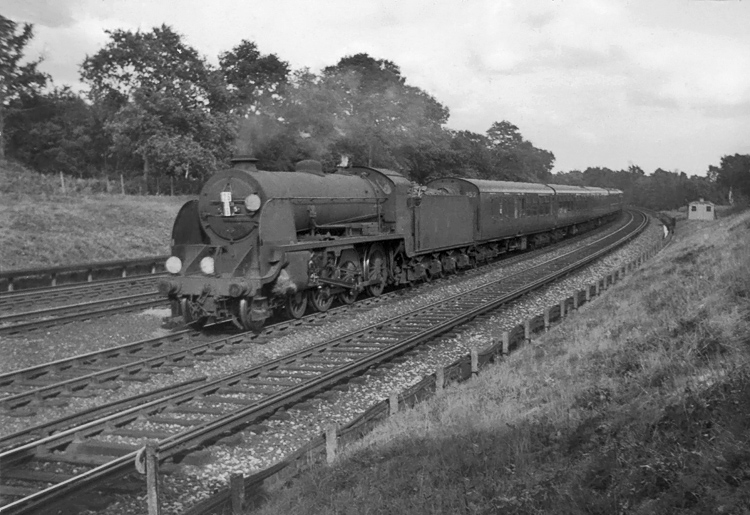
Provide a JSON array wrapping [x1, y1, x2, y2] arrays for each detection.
[[471, 350, 478, 378], [230, 473, 244, 514], [389, 391, 399, 416], [573, 291, 579, 310], [543, 308, 550, 332], [146, 444, 161, 515], [559, 299, 566, 320], [524, 319, 531, 344], [435, 367, 444, 396], [502, 332, 510, 355], [326, 425, 338, 464]]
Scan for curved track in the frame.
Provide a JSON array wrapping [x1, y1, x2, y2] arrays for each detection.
[[0, 212, 633, 412], [0, 209, 647, 514]]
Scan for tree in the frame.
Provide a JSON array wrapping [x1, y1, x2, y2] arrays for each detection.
[[219, 39, 290, 112], [4, 87, 98, 176], [322, 53, 449, 168], [485, 121, 555, 181], [445, 130, 494, 179], [708, 154, 750, 202], [0, 15, 48, 159], [81, 25, 235, 191]]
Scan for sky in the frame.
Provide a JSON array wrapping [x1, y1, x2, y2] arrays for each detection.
[[5, 0, 750, 176]]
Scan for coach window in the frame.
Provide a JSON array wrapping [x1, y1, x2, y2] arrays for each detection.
[[691, 206, 697, 212]]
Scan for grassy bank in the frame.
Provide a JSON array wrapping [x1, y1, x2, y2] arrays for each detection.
[[252, 211, 750, 514], [0, 160, 188, 270]]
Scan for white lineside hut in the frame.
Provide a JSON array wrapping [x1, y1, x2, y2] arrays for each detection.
[[687, 198, 716, 220]]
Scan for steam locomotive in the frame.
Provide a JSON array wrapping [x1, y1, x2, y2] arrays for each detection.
[[159, 157, 623, 330]]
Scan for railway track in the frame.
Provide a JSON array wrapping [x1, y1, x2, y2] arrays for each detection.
[[0, 209, 647, 514], [0, 213, 632, 414], [0, 292, 168, 337], [0, 290, 436, 414], [0, 275, 164, 314]]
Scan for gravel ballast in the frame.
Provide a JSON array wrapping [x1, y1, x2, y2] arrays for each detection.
[[1, 213, 667, 513]]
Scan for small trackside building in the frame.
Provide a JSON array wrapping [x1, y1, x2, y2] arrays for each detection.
[[687, 199, 716, 220]]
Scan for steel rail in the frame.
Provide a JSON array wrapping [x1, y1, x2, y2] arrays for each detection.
[[0, 210, 647, 514], [0, 292, 162, 325], [0, 298, 168, 337], [0, 331, 192, 386], [0, 333, 248, 410], [0, 275, 162, 313], [0, 377, 207, 451]]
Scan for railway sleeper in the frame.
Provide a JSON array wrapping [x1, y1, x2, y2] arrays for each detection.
[[59, 389, 98, 398], [263, 370, 317, 380], [119, 373, 155, 382], [216, 388, 275, 397], [200, 395, 260, 406], [13, 378, 68, 388], [168, 405, 228, 416], [109, 427, 175, 439], [340, 345, 389, 353], [245, 378, 300, 387], [1, 468, 76, 483], [84, 381, 121, 390], [159, 359, 195, 368], [299, 357, 344, 365], [59, 440, 139, 459], [0, 485, 38, 497], [350, 338, 391, 346], [278, 364, 332, 372], [215, 386, 269, 395], [327, 347, 374, 354]]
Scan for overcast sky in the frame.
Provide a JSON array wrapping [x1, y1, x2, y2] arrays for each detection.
[[5, 0, 750, 176]]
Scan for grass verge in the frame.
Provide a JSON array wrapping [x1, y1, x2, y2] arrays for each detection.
[[0, 160, 187, 270], [250, 210, 750, 514]]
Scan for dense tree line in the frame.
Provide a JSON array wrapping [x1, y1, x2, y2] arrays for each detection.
[[1, 16, 747, 210], [553, 165, 730, 211]]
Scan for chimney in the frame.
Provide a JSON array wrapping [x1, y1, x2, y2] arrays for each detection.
[[231, 155, 258, 172]]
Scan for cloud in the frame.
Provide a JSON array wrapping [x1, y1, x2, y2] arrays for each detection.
[[4, 0, 76, 28]]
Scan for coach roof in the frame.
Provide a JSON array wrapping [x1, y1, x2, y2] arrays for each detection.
[[428, 177, 555, 195]]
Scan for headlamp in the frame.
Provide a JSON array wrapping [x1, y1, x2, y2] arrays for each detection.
[[244, 194, 261, 212], [165, 256, 182, 274], [199, 256, 215, 275]]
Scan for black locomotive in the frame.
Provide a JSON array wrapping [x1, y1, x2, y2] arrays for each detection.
[[160, 157, 623, 330]]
